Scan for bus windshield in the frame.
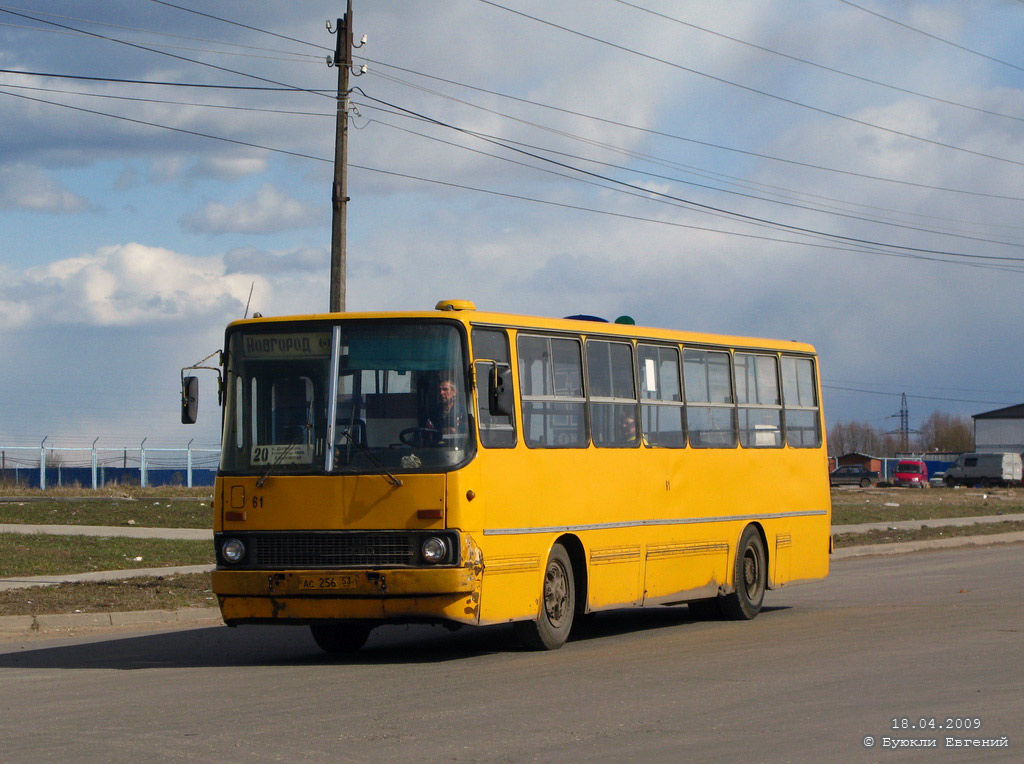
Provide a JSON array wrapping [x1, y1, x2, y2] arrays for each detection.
[[220, 320, 473, 476]]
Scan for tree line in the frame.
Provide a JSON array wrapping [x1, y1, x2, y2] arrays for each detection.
[[827, 411, 973, 457]]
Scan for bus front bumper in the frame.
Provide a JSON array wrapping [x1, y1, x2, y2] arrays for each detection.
[[212, 567, 482, 626]]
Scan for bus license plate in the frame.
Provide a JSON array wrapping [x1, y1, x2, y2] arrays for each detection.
[[299, 575, 356, 591]]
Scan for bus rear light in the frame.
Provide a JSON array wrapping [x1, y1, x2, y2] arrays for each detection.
[[417, 509, 442, 520], [225, 511, 246, 522], [421, 537, 448, 564]]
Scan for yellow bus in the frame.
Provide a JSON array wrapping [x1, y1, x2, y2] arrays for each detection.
[[183, 299, 831, 652]]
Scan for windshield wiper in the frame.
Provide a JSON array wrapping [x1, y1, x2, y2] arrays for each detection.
[[337, 429, 403, 487]]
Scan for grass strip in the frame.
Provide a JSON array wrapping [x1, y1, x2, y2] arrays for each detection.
[[0, 534, 213, 577], [830, 491, 1024, 525], [0, 498, 211, 529], [0, 573, 215, 617], [833, 520, 1024, 547]]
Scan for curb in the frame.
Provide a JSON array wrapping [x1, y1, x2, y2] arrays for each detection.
[[0, 564, 216, 592], [0, 607, 222, 638], [0, 523, 211, 540], [832, 530, 1024, 559]]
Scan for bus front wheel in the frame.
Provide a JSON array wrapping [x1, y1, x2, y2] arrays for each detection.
[[720, 526, 767, 621], [514, 544, 575, 650], [310, 621, 373, 653]]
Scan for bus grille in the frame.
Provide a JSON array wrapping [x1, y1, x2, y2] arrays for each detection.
[[250, 532, 417, 568]]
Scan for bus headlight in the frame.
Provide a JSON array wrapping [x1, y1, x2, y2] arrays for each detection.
[[421, 537, 448, 564], [221, 538, 246, 564]]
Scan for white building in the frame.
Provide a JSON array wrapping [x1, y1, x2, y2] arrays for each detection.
[[973, 404, 1024, 454]]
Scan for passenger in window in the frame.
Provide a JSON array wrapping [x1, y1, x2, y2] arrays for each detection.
[[618, 412, 645, 446], [426, 375, 466, 435]]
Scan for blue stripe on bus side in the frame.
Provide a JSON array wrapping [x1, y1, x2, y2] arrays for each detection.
[[482, 509, 828, 536]]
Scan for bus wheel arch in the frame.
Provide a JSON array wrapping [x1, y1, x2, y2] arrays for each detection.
[[514, 537, 582, 650], [555, 533, 588, 617], [720, 523, 768, 621]]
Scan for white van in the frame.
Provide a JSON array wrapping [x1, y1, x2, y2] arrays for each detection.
[[944, 452, 1023, 487]]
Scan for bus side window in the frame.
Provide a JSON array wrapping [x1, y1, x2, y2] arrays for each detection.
[[735, 353, 782, 448], [518, 334, 587, 448], [472, 328, 517, 448], [638, 344, 684, 447], [586, 340, 638, 448], [781, 356, 822, 447], [683, 349, 737, 448]]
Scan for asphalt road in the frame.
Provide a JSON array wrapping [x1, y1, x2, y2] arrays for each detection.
[[1, 544, 1021, 764]]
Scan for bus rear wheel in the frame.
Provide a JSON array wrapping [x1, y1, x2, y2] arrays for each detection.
[[720, 526, 767, 621], [310, 621, 373, 653], [514, 543, 575, 650]]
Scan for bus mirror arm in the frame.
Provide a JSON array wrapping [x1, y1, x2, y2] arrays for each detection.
[[179, 350, 224, 424]]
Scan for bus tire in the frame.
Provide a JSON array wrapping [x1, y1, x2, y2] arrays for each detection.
[[514, 543, 575, 650], [720, 526, 767, 621], [309, 621, 372, 653]]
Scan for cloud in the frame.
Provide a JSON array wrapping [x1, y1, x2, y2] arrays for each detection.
[[223, 246, 325, 274], [181, 183, 321, 234], [0, 243, 261, 327], [190, 156, 269, 180], [0, 165, 93, 213]]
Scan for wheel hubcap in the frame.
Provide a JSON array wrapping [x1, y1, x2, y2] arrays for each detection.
[[544, 561, 570, 626], [743, 548, 761, 598]]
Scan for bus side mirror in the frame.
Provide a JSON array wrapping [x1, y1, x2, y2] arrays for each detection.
[[489, 366, 514, 417], [181, 376, 199, 424]]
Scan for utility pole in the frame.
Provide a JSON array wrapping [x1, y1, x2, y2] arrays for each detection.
[[328, 1, 353, 313]]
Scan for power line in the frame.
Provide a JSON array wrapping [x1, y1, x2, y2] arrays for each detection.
[[5, 81, 1024, 275], [349, 159, 1024, 272], [0, 7, 332, 100], [3, 54, 1021, 207], [474, 0, 1024, 169], [0, 67, 322, 90], [145, 0, 331, 53], [17, 59, 1023, 219], [361, 102, 1024, 251], [837, 0, 1024, 74], [828, 378, 1024, 397], [358, 78, 1024, 246], [0, 87, 328, 162], [1, 81, 332, 118], [362, 58, 1024, 204], [356, 89, 1024, 266], [0, 18, 321, 63], [0, 82, 934, 268], [822, 384, 1018, 406], [611, 0, 1024, 125]]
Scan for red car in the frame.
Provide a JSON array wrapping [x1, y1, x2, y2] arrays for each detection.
[[893, 459, 929, 488]]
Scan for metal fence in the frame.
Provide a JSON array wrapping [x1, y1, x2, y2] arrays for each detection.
[[0, 439, 219, 490]]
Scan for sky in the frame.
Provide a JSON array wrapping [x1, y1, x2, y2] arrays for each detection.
[[1, 0, 1023, 468]]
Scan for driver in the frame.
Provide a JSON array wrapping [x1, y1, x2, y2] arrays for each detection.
[[425, 375, 465, 435]]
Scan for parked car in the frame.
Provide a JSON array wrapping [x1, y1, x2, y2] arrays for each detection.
[[830, 465, 879, 487], [944, 452, 1023, 487], [893, 459, 929, 488], [929, 471, 946, 487]]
